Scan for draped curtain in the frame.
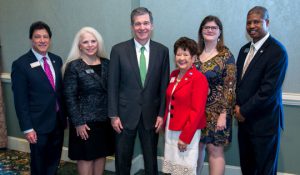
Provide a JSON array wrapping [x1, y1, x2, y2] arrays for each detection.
[[0, 41, 8, 148], [0, 77, 8, 148]]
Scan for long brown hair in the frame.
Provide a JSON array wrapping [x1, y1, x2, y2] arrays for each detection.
[[198, 15, 225, 54]]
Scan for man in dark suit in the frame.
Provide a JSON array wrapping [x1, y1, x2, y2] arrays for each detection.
[[108, 7, 169, 175], [235, 6, 288, 175], [11, 21, 66, 175]]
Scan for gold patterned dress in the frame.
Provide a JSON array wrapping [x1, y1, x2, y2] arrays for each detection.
[[194, 47, 236, 146]]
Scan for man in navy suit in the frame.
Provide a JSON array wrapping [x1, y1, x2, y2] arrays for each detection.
[[11, 21, 66, 175], [235, 6, 288, 175], [108, 7, 169, 175]]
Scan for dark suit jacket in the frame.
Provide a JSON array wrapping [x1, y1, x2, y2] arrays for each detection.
[[11, 50, 66, 134], [163, 66, 208, 144], [108, 39, 170, 130], [63, 58, 109, 126], [236, 36, 288, 136]]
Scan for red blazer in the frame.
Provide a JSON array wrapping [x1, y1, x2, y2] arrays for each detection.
[[164, 66, 208, 144]]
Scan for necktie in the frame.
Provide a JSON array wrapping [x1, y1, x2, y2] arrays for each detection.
[[43, 57, 59, 111], [242, 45, 255, 78], [139, 46, 146, 86], [43, 57, 55, 90]]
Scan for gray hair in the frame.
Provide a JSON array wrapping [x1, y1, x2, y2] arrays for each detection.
[[130, 7, 153, 25]]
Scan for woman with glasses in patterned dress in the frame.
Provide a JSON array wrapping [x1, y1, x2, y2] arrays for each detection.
[[195, 15, 236, 175]]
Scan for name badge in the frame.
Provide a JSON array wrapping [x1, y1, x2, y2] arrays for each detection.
[[170, 77, 175, 83], [30, 61, 41, 68], [85, 69, 94, 74]]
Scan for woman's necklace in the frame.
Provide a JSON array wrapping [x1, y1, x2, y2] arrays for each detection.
[[176, 71, 185, 83], [200, 48, 217, 62]]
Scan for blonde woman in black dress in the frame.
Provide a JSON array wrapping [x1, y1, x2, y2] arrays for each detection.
[[63, 27, 114, 175]]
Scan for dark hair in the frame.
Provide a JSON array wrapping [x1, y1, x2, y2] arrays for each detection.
[[29, 21, 52, 39], [248, 6, 269, 20], [198, 15, 224, 53], [174, 37, 198, 56], [130, 7, 153, 25]]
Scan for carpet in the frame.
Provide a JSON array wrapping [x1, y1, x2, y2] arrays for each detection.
[[0, 149, 155, 175]]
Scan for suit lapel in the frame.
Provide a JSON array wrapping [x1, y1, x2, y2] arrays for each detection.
[[28, 50, 55, 91], [237, 44, 250, 82], [79, 59, 107, 91], [242, 37, 271, 81], [173, 69, 193, 94], [127, 39, 143, 88], [80, 59, 99, 80], [144, 40, 155, 88], [49, 55, 60, 91]]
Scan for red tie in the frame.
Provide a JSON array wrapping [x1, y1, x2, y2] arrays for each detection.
[[43, 57, 55, 90]]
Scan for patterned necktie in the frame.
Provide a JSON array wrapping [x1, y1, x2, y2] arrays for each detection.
[[242, 44, 255, 78], [43, 57, 55, 90], [139, 46, 146, 86]]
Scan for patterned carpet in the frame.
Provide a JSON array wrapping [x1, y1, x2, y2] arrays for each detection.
[[0, 149, 157, 175], [0, 149, 104, 175]]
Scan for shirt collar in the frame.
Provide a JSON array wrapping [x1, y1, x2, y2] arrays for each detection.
[[31, 48, 49, 62], [251, 33, 270, 51], [134, 39, 150, 52]]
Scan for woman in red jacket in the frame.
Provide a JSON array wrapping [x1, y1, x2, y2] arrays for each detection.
[[162, 37, 208, 175]]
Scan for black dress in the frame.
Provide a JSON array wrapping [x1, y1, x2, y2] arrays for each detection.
[[64, 60, 115, 160]]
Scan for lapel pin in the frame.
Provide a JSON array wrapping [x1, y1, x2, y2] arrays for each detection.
[[244, 48, 249, 53]]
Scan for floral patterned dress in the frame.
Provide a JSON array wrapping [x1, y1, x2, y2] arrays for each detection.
[[194, 47, 236, 146]]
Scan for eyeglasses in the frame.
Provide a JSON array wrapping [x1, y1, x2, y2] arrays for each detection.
[[202, 26, 219, 31]]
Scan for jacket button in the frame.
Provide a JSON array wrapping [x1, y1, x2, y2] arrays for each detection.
[[170, 114, 173, 118], [172, 96, 175, 100], [171, 105, 174, 109]]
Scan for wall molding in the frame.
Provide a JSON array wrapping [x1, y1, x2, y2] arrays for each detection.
[[282, 92, 300, 106], [2, 72, 300, 106], [0, 72, 11, 83], [7, 136, 295, 175]]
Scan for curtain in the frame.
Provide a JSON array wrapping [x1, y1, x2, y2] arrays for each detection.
[[0, 80, 8, 148]]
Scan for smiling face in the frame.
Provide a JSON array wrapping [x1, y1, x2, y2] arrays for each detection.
[[132, 13, 153, 45], [79, 32, 98, 57], [175, 47, 195, 72], [202, 21, 221, 43], [246, 13, 269, 43], [31, 29, 51, 55]]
